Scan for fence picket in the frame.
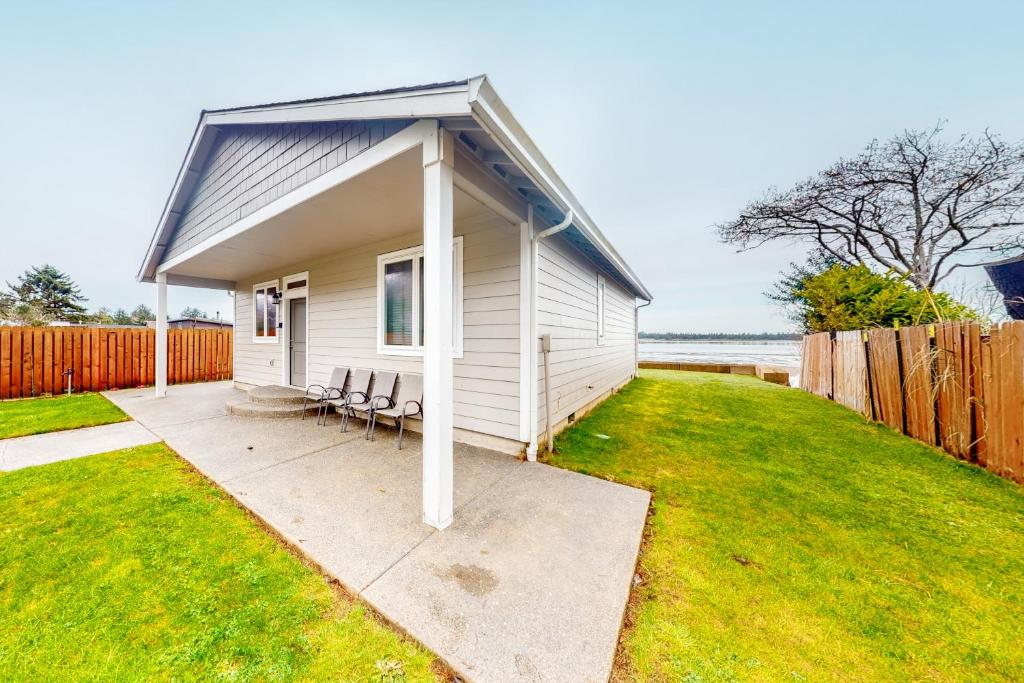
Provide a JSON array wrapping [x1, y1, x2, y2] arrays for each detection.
[[803, 321, 1024, 484]]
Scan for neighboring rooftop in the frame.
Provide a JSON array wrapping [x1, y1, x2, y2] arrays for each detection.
[[984, 253, 1024, 320]]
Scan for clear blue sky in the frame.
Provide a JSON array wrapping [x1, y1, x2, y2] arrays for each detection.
[[2, 1, 1021, 331]]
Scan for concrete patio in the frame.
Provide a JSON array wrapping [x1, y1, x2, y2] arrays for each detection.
[[103, 381, 650, 683]]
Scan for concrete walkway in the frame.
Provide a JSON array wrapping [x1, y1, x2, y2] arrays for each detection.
[[0, 420, 160, 472], [103, 382, 650, 683]]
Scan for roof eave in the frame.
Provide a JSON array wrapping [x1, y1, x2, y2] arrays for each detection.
[[466, 76, 652, 301]]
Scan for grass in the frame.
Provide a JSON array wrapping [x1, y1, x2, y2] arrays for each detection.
[[0, 443, 439, 682], [551, 370, 1024, 682], [0, 393, 129, 439]]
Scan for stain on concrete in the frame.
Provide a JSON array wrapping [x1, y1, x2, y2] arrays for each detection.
[[428, 593, 467, 643], [514, 653, 541, 681], [438, 563, 499, 597]]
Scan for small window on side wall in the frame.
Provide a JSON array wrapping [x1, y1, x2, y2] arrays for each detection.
[[597, 273, 606, 345], [253, 280, 279, 343]]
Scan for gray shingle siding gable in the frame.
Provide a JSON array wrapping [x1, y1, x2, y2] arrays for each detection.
[[162, 119, 415, 262]]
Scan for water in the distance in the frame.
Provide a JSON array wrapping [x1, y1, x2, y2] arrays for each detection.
[[640, 340, 801, 375]]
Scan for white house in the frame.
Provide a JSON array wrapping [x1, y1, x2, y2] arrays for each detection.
[[138, 77, 652, 529]]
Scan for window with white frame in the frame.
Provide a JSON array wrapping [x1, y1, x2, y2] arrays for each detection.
[[596, 273, 606, 344], [377, 237, 463, 355], [253, 280, 279, 342]]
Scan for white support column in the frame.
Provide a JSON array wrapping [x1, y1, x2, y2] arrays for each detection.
[[524, 205, 539, 461], [421, 121, 455, 530], [155, 272, 168, 398], [518, 212, 533, 449]]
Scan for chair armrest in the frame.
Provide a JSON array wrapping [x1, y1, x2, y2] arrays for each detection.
[[305, 384, 327, 397], [323, 387, 344, 401], [370, 395, 395, 410], [403, 400, 422, 417], [344, 391, 369, 406]]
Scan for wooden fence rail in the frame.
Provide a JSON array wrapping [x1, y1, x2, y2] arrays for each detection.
[[0, 327, 233, 399], [801, 321, 1024, 484]]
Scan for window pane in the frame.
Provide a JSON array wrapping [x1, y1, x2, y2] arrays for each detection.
[[286, 279, 306, 290], [416, 252, 459, 349], [418, 256, 425, 346], [255, 288, 265, 337], [385, 260, 413, 345], [267, 287, 277, 337]]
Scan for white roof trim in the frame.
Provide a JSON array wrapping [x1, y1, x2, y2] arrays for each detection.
[[205, 85, 472, 125]]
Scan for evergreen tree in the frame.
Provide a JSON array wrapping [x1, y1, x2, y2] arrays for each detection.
[[771, 258, 978, 333], [6, 264, 88, 322], [91, 307, 115, 325], [131, 304, 155, 324], [111, 308, 133, 325], [0, 290, 15, 321], [180, 306, 207, 319]]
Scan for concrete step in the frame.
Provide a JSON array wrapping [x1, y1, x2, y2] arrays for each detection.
[[226, 401, 320, 419], [247, 385, 310, 406]]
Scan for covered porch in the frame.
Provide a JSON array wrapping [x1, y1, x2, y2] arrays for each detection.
[[149, 119, 530, 530], [103, 380, 650, 682]]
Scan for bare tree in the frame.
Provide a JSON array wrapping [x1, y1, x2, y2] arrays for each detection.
[[946, 280, 1009, 325], [718, 125, 1024, 289]]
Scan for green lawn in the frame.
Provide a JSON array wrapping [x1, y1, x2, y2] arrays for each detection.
[[0, 443, 439, 682], [0, 393, 129, 439], [552, 370, 1024, 682]]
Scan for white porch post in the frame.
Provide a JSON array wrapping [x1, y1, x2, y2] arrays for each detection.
[[524, 205, 539, 461], [421, 121, 455, 530], [155, 272, 168, 397]]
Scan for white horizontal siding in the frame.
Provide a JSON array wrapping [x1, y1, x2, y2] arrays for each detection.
[[233, 212, 522, 441], [536, 233, 636, 431], [233, 287, 281, 386]]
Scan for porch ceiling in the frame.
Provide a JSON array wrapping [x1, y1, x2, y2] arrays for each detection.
[[161, 148, 491, 283]]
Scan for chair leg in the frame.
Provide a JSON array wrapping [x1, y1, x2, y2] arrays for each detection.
[[340, 408, 348, 432], [366, 411, 376, 440], [317, 402, 327, 426], [301, 395, 309, 419], [398, 416, 405, 450]]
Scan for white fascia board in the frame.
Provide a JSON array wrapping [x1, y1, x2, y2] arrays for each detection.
[[467, 76, 653, 301], [155, 120, 432, 275], [206, 85, 472, 125]]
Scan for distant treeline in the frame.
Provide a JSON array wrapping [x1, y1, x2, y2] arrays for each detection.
[[640, 332, 801, 341]]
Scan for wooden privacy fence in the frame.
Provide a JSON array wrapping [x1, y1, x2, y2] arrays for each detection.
[[800, 321, 1024, 483], [0, 327, 233, 399]]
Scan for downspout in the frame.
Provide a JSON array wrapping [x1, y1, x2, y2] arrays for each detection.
[[531, 209, 573, 457], [536, 209, 574, 242], [635, 298, 652, 377]]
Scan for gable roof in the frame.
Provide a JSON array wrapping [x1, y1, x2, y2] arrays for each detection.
[[139, 76, 652, 301]]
